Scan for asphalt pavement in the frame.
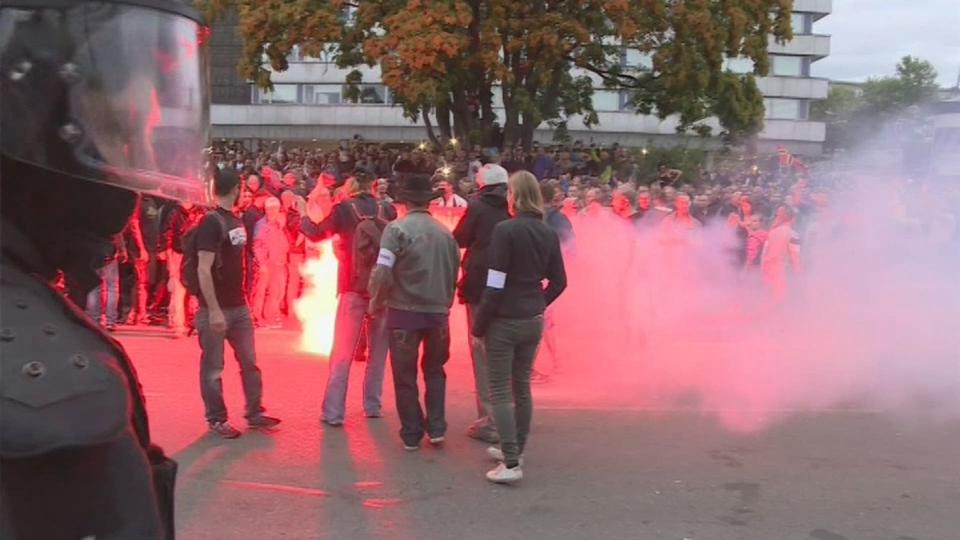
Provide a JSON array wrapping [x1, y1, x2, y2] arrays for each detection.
[[117, 324, 960, 540]]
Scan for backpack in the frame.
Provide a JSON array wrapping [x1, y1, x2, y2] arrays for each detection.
[[180, 211, 228, 297], [347, 200, 389, 295]]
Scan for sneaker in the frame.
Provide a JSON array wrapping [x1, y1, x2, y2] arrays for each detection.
[[428, 436, 445, 445], [209, 421, 242, 439], [466, 424, 500, 444], [247, 415, 282, 430], [321, 418, 344, 427], [403, 444, 420, 451], [365, 411, 383, 419], [486, 446, 523, 466], [486, 462, 523, 484], [530, 371, 551, 384]]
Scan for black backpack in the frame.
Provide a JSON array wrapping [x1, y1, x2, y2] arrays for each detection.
[[180, 211, 228, 297], [347, 200, 389, 295]]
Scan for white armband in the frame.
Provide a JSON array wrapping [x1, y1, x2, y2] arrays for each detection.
[[486, 270, 506, 289], [376, 248, 396, 268]]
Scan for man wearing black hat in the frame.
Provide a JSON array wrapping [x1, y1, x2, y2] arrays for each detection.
[[368, 174, 460, 450]]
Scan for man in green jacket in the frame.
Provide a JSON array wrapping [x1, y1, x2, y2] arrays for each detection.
[[368, 174, 461, 450]]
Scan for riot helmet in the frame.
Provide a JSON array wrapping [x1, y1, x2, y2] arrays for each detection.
[[1, 0, 211, 203]]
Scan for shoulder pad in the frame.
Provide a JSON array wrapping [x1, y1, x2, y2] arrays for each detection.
[[0, 266, 128, 458]]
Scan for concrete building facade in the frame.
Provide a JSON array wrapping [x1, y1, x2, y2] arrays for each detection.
[[211, 0, 832, 154]]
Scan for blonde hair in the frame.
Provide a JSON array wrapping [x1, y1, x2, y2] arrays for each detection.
[[508, 171, 544, 218]]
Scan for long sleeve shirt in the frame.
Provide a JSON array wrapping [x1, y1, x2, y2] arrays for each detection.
[[471, 212, 567, 337], [300, 194, 397, 294]]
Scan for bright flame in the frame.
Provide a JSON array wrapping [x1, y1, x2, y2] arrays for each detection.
[[294, 207, 465, 356], [294, 240, 339, 356]]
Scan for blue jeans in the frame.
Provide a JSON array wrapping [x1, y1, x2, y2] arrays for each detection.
[[322, 292, 389, 423], [86, 259, 120, 325], [195, 306, 265, 424]]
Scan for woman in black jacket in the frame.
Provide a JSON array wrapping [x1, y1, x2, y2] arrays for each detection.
[[471, 171, 568, 484]]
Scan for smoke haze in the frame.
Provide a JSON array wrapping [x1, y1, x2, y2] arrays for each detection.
[[539, 184, 960, 432]]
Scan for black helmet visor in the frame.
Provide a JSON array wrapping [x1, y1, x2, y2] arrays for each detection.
[[1, 2, 211, 202]]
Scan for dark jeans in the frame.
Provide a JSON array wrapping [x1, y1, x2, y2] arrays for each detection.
[[485, 316, 544, 467], [389, 324, 451, 446], [196, 306, 265, 424]]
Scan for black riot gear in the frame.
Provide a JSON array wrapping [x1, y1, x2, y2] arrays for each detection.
[[0, 1, 210, 538]]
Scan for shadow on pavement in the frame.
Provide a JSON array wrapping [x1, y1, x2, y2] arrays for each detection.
[[173, 431, 276, 530]]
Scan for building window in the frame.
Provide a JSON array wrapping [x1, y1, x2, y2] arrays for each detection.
[[791, 13, 811, 34], [303, 84, 342, 104], [724, 56, 755, 74], [253, 84, 299, 104], [764, 98, 808, 120], [623, 49, 653, 69], [286, 45, 301, 63], [343, 84, 387, 104], [771, 55, 808, 77], [592, 90, 621, 112]]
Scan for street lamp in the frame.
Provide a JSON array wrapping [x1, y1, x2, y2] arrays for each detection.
[[449, 137, 459, 147], [418, 142, 427, 151], [641, 147, 649, 156], [441, 166, 452, 177]]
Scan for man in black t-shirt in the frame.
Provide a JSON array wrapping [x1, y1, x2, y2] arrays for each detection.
[[195, 168, 281, 439]]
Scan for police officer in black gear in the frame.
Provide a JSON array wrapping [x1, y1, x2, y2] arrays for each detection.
[[0, 1, 211, 538]]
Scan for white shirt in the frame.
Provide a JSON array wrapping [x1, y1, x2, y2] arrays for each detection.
[[432, 193, 468, 208]]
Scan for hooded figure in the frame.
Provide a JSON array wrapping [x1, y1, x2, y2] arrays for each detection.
[[454, 164, 510, 305], [451, 163, 511, 444]]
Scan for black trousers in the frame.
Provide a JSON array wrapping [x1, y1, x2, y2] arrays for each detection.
[[389, 324, 450, 446]]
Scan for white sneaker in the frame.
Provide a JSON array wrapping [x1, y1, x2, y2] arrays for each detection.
[[486, 446, 523, 466], [486, 462, 523, 484], [429, 436, 445, 445]]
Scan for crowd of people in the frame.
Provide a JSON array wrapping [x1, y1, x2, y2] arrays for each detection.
[[72, 135, 836, 486], [83, 137, 817, 339]]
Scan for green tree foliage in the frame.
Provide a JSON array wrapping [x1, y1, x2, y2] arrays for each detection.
[[861, 55, 939, 114], [811, 56, 939, 152], [199, 0, 793, 147]]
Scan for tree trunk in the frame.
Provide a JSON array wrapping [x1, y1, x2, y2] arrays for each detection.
[[520, 120, 536, 149], [437, 104, 452, 141], [423, 108, 440, 146], [503, 108, 520, 147], [744, 133, 758, 159], [451, 91, 472, 144]]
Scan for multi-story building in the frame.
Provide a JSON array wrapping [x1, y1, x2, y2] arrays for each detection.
[[210, 0, 831, 154]]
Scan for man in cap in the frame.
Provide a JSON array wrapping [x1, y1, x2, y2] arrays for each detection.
[[453, 164, 511, 443], [369, 174, 461, 450]]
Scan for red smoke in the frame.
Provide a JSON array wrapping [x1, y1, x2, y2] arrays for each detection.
[[298, 187, 960, 433], [535, 188, 960, 432]]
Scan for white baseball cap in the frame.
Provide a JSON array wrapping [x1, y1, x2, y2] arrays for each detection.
[[476, 164, 508, 187]]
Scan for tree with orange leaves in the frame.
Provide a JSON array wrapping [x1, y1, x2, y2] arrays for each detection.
[[200, 0, 792, 147]]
